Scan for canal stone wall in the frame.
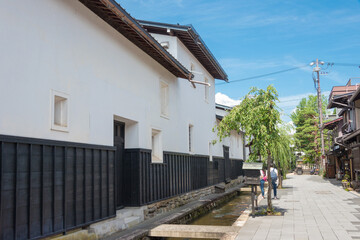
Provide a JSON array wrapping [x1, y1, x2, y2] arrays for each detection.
[[144, 176, 244, 220], [144, 186, 214, 219], [86, 177, 246, 240]]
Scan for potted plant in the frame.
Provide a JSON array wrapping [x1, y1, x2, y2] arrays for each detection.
[[342, 173, 350, 189]]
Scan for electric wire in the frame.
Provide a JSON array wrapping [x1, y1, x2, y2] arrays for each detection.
[[216, 61, 360, 86], [329, 62, 360, 67], [215, 61, 360, 111], [216, 64, 309, 85]]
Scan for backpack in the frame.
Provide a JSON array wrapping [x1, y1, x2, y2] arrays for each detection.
[[270, 168, 277, 179]]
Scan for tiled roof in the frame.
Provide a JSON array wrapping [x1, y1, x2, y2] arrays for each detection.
[[138, 20, 228, 81], [79, 0, 192, 80]]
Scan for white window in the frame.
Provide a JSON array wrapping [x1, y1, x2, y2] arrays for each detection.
[[51, 90, 69, 132], [189, 124, 194, 152], [160, 81, 169, 117], [208, 141, 213, 162], [204, 77, 209, 101], [152, 129, 163, 162]]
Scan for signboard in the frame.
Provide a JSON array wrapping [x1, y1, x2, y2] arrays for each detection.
[[243, 162, 263, 170]]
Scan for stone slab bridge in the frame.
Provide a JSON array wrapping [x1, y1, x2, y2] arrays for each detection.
[[149, 224, 241, 239]]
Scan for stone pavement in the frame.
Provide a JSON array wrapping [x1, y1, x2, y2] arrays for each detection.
[[235, 175, 360, 240]]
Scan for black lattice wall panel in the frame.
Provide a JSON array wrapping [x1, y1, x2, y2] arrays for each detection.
[[0, 135, 116, 240]]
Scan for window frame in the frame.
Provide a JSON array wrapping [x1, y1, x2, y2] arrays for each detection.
[[151, 128, 163, 163], [51, 90, 69, 132]]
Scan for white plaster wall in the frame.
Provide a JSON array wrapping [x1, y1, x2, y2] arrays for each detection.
[[0, 0, 178, 148], [175, 38, 217, 155], [150, 34, 178, 59], [0, 0, 245, 159], [212, 108, 248, 160]]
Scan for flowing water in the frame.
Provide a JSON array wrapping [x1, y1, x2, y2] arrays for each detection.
[[189, 192, 252, 226], [167, 191, 252, 240]]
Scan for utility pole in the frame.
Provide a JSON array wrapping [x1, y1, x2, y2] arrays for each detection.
[[311, 59, 325, 171]]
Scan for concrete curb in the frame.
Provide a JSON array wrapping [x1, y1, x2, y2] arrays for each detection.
[[349, 190, 360, 197], [223, 188, 266, 240], [103, 183, 246, 240]]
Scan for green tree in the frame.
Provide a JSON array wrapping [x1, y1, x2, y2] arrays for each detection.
[[290, 95, 328, 165], [270, 126, 293, 188], [215, 85, 282, 211]]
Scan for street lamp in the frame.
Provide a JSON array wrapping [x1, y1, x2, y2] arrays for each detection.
[[310, 59, 325, 171]]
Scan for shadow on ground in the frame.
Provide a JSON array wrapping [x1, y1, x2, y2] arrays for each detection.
[[252, 205, 287, 217]]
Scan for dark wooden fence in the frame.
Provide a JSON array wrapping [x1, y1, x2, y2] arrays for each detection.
[[0, 135, 116, 240], [123, 150, 243, 206]]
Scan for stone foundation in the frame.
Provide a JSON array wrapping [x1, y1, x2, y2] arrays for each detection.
[[144, 176, 244, 220], [52, 176, 244, 240], [89, 207, 147, 238]]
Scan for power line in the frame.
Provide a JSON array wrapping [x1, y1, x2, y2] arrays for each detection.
[[330, 62, 360, 67], [216, 64, 309, 86], [216, 61, 360, 86]]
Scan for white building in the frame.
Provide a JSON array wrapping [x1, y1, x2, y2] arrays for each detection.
[[214, 104, 249, 161], [0, 1, 246, 239]]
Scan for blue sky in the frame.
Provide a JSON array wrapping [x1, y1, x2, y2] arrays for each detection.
[[118, 0, 360, 122]]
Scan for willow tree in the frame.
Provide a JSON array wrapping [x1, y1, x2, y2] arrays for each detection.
[[215, 85, 281, 210], [270, 127, 293, 188]]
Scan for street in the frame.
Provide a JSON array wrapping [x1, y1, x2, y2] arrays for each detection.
[[236, 174, 360, 240]]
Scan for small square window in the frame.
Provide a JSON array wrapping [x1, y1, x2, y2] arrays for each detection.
[[152, 129, 163, 162], [51, 90, 69, 132]]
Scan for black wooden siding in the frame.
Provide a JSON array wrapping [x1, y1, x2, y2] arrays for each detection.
[[0, 135, 116, 240], [122, 150, 244, 206], [0, 134, 243, 239]]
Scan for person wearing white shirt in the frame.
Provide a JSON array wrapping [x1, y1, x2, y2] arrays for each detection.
[[270, 164, 278, 199]]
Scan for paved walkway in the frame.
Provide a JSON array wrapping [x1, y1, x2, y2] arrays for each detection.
[[235, 175, 360, 240]]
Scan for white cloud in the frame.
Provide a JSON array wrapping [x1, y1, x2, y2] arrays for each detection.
[[286, 121, 296, 135], [215, 92, 240, 107]]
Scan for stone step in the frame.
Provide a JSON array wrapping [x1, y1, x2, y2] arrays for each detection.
[[149, 224, 240, 239], [125, 216, 141, 228], [116, 206, 145, 220]]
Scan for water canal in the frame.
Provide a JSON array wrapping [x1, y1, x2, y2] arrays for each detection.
[[167, 191, 252, 240], [189, 191, 252, 226]]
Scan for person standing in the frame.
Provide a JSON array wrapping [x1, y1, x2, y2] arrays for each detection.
[[260, 168, 267, 199], [270, 163, 278, 199]]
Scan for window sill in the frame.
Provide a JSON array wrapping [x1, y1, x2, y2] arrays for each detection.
[[160, 114, 170, 120], [51, 124, 69, 132], [152, 155, 163, 163]]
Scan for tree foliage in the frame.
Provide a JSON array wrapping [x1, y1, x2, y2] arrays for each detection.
[[290, 95, 328, 164], [215, 85, 281, 160], [215, 85, 286, 210], [270, 126, 294, 186], [271, 128, 291, 168]]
